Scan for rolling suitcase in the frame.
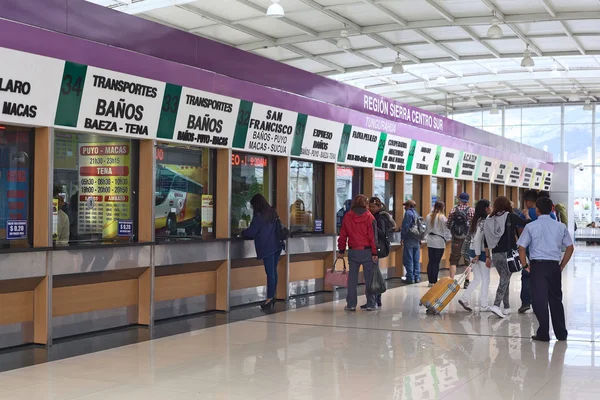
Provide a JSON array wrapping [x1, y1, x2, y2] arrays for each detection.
[[420, 264, 473, 315]]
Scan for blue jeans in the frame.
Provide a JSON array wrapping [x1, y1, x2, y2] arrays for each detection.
[[404, 244, 421, 282], [521, 268, 531, 306], [263, 249, 282, 299]]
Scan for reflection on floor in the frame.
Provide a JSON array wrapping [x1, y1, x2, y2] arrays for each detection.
[[0, 246, 598, 399]]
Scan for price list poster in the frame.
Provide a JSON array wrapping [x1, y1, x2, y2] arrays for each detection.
[[78, 142, 131, 238]]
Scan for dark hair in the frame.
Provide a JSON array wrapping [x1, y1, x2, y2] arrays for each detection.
[[430, 201, 445, 223], [470, 199, 491, 233], [369, 196, 384, 209], [538, 190, 550, 199], [250, 194, 276, 222], [536, 197, 553, 215], [524, 189, 538, 204], [351, 194, 369, 209], [491, 196, 512, 216]]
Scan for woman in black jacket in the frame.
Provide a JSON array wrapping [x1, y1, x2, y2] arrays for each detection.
[[368, 197, 396, 308]]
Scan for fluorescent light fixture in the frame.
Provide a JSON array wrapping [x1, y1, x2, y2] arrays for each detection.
[[584, 100, 592, 111], [266, 0, 284, 18], [569, 86, 580, 102], [391, 54, 404, 74], [487, 19, 503, 39], [435, 75, 447, 85], [521, 46, 534, 68], [337, 30, 351, 50], [490, 102, 499, 114]]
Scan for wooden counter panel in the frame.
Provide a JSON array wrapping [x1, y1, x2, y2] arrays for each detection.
[[289, 259, 324, 282], [154, 271, 216, 302], [53, 280, 138, 317], [0, 291, 33, 325], [230, 266, 266, 290]]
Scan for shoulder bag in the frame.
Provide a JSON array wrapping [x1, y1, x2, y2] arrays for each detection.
[[506, 215, 524, 273], [325, 258, 348, 287]]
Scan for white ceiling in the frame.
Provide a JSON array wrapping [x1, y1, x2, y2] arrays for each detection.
[[89, 0, 600, 114]]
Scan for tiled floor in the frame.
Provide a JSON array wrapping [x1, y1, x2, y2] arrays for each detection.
[[0, 247, 599, 399]]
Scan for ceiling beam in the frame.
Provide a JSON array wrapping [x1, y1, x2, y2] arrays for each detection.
[[422, 0, 455, 22], [298, 0, 361, 30], [535, 80, 568, 101], [365, 34, 421, 64], [460, 26, 501, 58], [359, 0, 406, 26], [560, 21, 587, 55], [541, 0, 557, 18], [111, 0, 196, 14]]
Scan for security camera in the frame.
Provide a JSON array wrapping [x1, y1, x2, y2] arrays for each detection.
[[576, 163, 584, 171]]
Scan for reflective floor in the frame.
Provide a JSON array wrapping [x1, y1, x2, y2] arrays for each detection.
[[0, 246, 598, 399]]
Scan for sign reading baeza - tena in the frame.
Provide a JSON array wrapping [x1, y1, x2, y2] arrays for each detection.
[[494, 161, 509, 184], [239, 104, 296, 156], [54, 65, 165, 138], [508, 164, 522, 186], [339, 127, 379, 166], [458, 152, 479, 180], [0, 48, 64, 125], [168, 88, 239, 148], [375, 133, 411, 171], [433, 146, 458, 178], [290, 116, 343, 162], [409, 142, 436, 175]]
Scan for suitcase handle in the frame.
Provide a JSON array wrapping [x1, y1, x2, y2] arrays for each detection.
[[331, 258, 347, 273]]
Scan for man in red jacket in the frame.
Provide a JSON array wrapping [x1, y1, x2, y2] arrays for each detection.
[[338, 195, 379, 311]]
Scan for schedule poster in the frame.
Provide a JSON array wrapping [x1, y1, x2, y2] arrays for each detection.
[[78, 142, 130, 238]]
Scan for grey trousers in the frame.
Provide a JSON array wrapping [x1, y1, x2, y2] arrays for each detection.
[[492, 252, 511, 308], [347, 249, 376, 308]]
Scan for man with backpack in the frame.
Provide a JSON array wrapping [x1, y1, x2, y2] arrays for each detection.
[[401, 199, 424, 284], [446, 193, 475, 285]]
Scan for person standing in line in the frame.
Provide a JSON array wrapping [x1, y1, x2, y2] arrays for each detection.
[[368, 197, 396, 308], [458, 199, 492, 312], [338, 195, 379, 311], [401, 199, 421, 284], [241, 194, 285, 310], [446, 193, 475, 285], [517, 197, 574, 342], [425, 201, 448, 287], [519, 190, 557, 314], [484, 196, 528, 318]]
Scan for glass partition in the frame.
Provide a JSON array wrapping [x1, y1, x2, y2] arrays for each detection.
[[336, 166, 363, 231], [374, 170, 395, 215], [431, 177, 445, 211], [404, 173, 414, 201], [289, 160, 324, 234]]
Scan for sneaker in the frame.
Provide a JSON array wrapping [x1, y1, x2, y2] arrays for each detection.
[[458, 299, 473, 312], [402, 279, 415, 285], [344, 306, 356, 312], [518, 304, 531, 314], [360, 304, 368, 309], [428, 283, 434, 288], [366, 306, 377, 311], [463, 279, 470, 289], [503, 308, 511, 315], [490, 306, 505, 318]]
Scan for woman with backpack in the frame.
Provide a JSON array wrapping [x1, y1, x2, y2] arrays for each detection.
[[241, 194, 285, 310], [458, 199, 492, 312], [338, 195, 379, 311], [424, 201, 448, 287], [368, 196, 397, 307]]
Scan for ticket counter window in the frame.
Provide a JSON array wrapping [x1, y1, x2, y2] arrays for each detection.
[[491, 184, 499, 201], [405, 174, 414, 201], [374, 170, 395, 215], [231, 152, 273, 236], [0, 126, 33, 249], [336, 166, 363, 231], [431, 177, 445, 211], [155, 145, 215, 240], [455, 180, 466, 205], [289, 160, 324, 234], [474, 182, 483, 202], [53, 132, 139, 245]]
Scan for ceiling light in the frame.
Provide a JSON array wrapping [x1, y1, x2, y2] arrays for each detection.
[[337, 29, 351, 50], [436, 75, 447, 85], [490, 102, 499, 115], [584, 100, 592, 111], [391, 54, 404, 74], [520, 45, 534, 68], [266, 0, 284, 18], [467, 91, 478, 106], [551, 62, 561, 78], [487, 18, 503, 39], [569, 87, 580, 102]]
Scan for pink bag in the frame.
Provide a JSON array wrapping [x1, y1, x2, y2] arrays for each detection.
[[325, 259, 348, 287]]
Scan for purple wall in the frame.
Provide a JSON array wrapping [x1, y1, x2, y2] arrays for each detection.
[[0, 0, 552, 166]]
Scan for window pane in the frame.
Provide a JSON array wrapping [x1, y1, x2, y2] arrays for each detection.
[[565, 105, 592, 124], [430, 177, 445, 212], [504, 108, 522, 126], [290, 160, 324, 234], [374, 170, 395, 215], [482, 110, 502, 127], [505, 125, 521, 143], [336, 166, 363, 231], [521, 106, 561, 125], [53, 132, 139, 245], [522, 125, 561, 161], [452, 111, 482, 128], [404, 174, 414, 201], [231, 152, 272, 236], [574, 167, 593, 228], [564, 124, 592, 163], [0, 126, 33, 249], [482, 126, 502, 136], [155, 145, 214, 240]]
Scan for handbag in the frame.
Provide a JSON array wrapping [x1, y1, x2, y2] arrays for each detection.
[[505, 216, 524, 273], [369, 265, 387, 294], [325, 258, 348, 287]]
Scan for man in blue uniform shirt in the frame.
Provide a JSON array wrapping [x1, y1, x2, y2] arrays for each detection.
[[518, 190, 557, 314], [517, 197, 574, 342]]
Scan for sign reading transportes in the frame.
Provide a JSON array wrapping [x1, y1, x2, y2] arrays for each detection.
[[0, 46, 554, 189]]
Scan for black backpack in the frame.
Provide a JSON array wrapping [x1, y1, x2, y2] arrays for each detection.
[[376, 212, 394, 258], [275, 213, 290, 241], [450, 206, 469, 239]]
